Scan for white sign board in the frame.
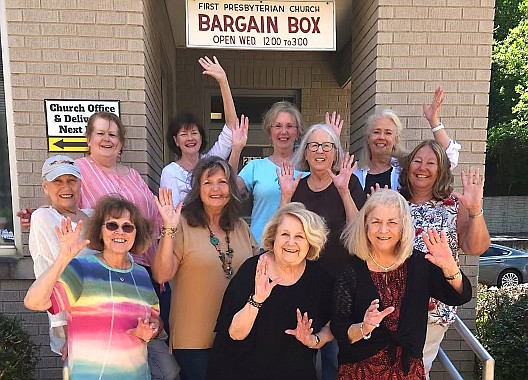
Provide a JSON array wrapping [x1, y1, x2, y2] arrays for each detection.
[[44, 100, 120, 152], [186, 1, 335, 51]]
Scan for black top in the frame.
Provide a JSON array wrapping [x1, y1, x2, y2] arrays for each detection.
[[291, 175, 366, 279], [207, 255, 333, 380], [364, 167, 393, 194], [331, 251, 472, 372]]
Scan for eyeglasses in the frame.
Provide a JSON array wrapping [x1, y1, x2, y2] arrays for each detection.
[[305, 142, 335, 152], [271, 124, 297, 131], [103, 221, 136, 233]]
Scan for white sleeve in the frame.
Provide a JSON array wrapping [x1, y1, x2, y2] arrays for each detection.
[[29, 209, 68, 328], [446, 140, 461, 170], [160, 164, 185, 205], [205, 123, 233, 160]]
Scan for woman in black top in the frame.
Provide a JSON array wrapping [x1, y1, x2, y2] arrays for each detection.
[[206, 203, 333, 380], [278, 123, 366, 380], [331, 189, 471, 380]]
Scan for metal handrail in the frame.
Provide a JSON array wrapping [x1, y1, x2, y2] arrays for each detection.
[[436, 315, 495, 380]]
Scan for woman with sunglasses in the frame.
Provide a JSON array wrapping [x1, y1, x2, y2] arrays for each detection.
[[28, 155, 179, 379], [153, 156, 259, 380], [278, 124, 366, 380], [25, 196, 167, 379]]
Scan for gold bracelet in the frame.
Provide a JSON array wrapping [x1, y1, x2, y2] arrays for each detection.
[[444, 270, 461, 281], [160, 226, 178, 238], [469, 208, 484, 218]]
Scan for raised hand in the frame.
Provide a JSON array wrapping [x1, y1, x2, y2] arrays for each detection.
[[128, 315, 160, 343], [325, 111, 344, 136], [253, 254, 281, 303], [277, 161, 301, 201], [199, 55, 227, 84], [285, 308, 315, 347], [423, 87, 444, 127], [328, 153, 357, 193], [367, 183, 389, 199], [421, 229, 457, 271], [362, 299, 395, 334], [452, 167, 484, 214], [232, 114, 249, 151], [55, 218, 90, 260], [155, 187, 182, 228]]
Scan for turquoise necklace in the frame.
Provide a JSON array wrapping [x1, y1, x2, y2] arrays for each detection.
[[207, 225, 234, 279]]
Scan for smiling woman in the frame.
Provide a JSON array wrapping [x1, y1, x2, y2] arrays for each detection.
[[153, 156, 259, 380], [25, 196, 162, 379], [206, 202, 333, 380]]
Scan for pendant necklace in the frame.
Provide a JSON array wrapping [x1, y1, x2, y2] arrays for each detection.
[[368, 253, 397, 285], [207, 225, 234, 279], [99, 253, 127, 281]]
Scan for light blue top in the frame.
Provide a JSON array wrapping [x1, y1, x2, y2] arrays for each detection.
[[239, 157, 306, 245]]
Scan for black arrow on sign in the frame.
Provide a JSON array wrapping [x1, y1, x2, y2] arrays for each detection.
[[53, 139, 88, 149]]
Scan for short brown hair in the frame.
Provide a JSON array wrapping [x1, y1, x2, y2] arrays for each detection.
[[85, 111, 126, 146], [261, 202, 328, 261], [85, 196, 153, 255]]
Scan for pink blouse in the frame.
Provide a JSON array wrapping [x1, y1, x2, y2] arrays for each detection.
[[76, 157, 161, 267]]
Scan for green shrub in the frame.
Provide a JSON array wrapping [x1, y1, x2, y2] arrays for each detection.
[[475, 284, 528, 379], [0, 313, 40, 380]]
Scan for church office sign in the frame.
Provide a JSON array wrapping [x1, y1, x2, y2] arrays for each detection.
[[186, 1, 335, 51], [45, 100, 120, 152]]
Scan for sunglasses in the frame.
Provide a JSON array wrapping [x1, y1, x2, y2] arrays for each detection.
[[103, 221, 136, 233]]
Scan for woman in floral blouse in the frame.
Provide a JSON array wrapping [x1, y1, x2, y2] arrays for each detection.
[[398, 140, 490, 378]]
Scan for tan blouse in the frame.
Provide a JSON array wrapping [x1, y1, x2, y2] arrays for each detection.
[[169, 216, 259, 349]]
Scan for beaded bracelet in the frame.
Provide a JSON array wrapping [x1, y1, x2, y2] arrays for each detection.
[[247, 293, 263, 309], [360, 322, 372, 340], [161, 226, 178, 238]]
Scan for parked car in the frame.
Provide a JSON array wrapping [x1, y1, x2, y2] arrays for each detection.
[[479, 243, 528, 287]]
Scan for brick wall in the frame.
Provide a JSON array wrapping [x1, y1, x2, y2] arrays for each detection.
[[483, 196, 528, 234], [349, 0, 496, 378], [348, 0, 380, 155], [6, 0, 149, 237], [142, 0, 177, 190]]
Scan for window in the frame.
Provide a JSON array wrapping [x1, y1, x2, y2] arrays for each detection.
[[0, 38, 13, 246]]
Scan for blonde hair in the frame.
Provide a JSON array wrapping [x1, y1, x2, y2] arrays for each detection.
[[341, 189, 414, 266], [261, 202, 328, 261], [358, 110, 406, 170]]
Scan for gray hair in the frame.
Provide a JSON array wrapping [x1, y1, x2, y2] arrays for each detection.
[[293, 123, 344, 173]]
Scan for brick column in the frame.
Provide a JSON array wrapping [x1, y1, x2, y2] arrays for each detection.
[[349, 0, 495, 378]]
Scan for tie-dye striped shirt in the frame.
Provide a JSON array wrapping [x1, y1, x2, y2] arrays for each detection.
[[76, 156, 161, 267], [50, 254, 159, 380]]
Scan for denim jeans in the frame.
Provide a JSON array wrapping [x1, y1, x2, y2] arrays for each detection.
[[320, 338, 339, 380], [172, 349, 211, 380], [148, 338, 180, 380]]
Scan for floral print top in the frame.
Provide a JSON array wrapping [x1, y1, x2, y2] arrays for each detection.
[[409, 195, 460, 326]]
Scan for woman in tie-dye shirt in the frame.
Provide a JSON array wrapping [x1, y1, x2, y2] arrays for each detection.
[[25, 196, 163, 380]]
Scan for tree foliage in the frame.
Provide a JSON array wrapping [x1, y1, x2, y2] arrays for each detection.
[[487, 1, 528, 195]]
